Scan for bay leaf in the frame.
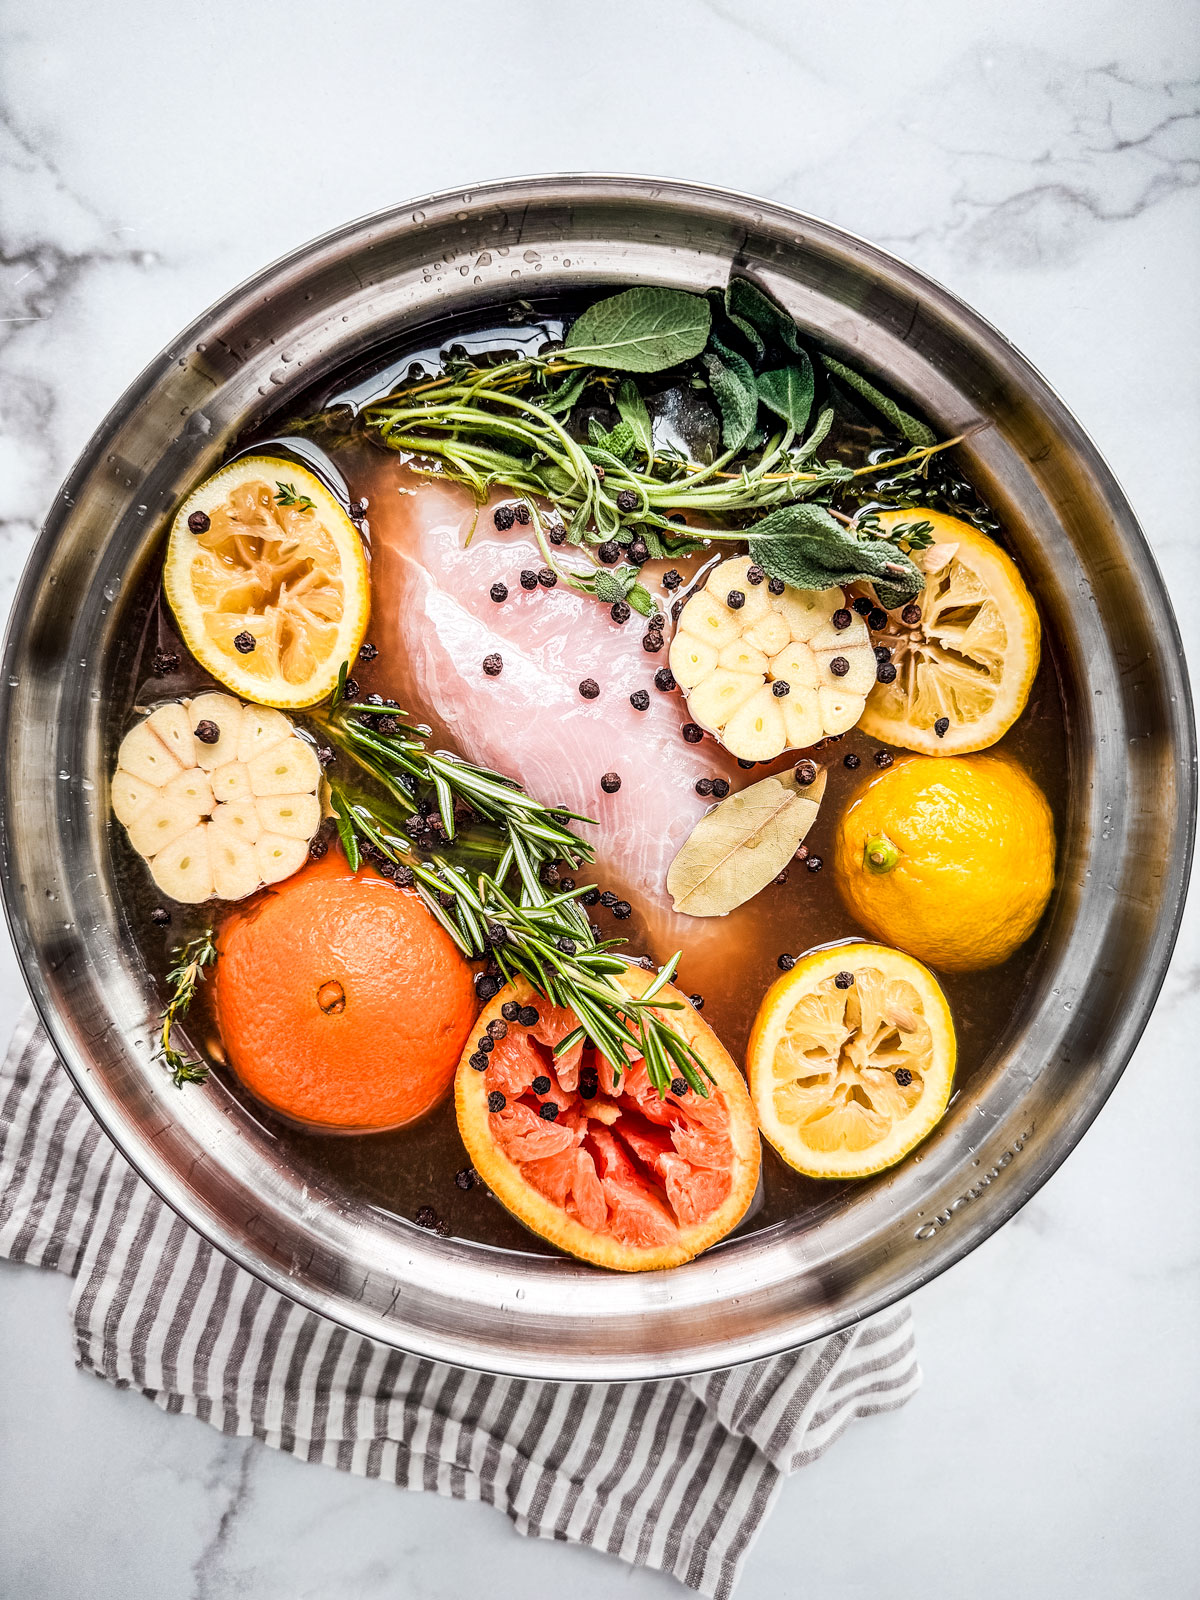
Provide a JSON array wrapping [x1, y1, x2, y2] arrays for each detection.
[[667, 767, 827, 918], [564, 286, 711, 372]]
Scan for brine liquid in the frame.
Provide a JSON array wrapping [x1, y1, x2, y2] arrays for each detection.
[[109, 298, 1073, 1257]]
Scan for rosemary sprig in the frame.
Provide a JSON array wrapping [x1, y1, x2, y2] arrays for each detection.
[[159, 929, 217, 1088]]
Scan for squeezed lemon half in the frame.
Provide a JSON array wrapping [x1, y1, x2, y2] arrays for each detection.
[[859, 509, 1040, 755], [747, 942, 955, 1179], [163, 455, 370, 708]]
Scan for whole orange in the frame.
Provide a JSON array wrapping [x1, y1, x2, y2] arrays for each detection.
[[216, 854, 478, 1129]]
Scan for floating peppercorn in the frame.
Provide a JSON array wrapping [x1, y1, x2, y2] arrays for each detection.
[[194, 719, 219, 745], [642, 631, 663, 653], [831, 608, 852, 631], [805, 854, 824, 873], [830, 656, 850, 677], [520, 570, 539, 591], [394, 865, 415, 888], [342, 677, 360, 701], [376, 716, 401, 736], [579, 1067, 599, 1101], [490, 582, 508, 603], [616, 489, 638, 512], [358, 642, 378, 662], [532, 1075, 551, 1095], [901, 604, 922, 625], [579, 678, 600, 700], [774, 869, 789, 885], [600, 771, 622, 794], [695, 777, 713, 796], [482, 653, 503, 677], [662, 569, 682, 591], [738, 758, 756, 769], [486, 920, 506, 946], [581, 886, 600, 907], [539, 1102, 560, 1122], [487, 1090, 506, 1112], [518, 1005, 539, 1027], [934, 716, 950, 738], [501, 1001, 521, 1023], [438, 890, 457, 910], [689, 994, 705, 1010], [874, 645, 892, 664], [475, 974, 501, 1002], [795, 845, 809, 861], [470, 1052, 489, 1072], [868, 607, 889, 631], [150, 906, 171, 928], [853, 597, 874, 616], [844, 753, 861, 770], [537, 566, 557, 588], [768, 577, 785, 595], [794, 759, 817, 786], [654, 667, 676, 692], [597, 541, 620, 565], [874, 750, 894, 768], [682, 723, 703, 744], [627, 690, 649, 715], [668, 513, 686, 524], [772, 680, 790, 697], [628, 539, 650, 565], [834, 971, 855, 990], [612, 901, 632, 920], [547, 523, 567, 546], [711, 778, 730, 799], [188, 510, 211, 534], [746, 564, 765, 585], [514, 504, 531, 526], [454, 1168, 477, 1191], [599, 891, 617, 908], [726, 589, 745, 610], [556, 936, 577, 954], [610, 600, 631, 624], [494, 505, 516, 531], [414, 1205, 445, 1233], [877, 662, 897, 684], [777, 953, 795, 971], [487, 1019, 508, 1041], [670, 1076, 688, 1095], [476, 1034, 495, 1054], [895, 1068, 913, 1087]]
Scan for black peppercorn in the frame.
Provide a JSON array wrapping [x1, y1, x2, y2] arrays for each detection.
[[358, 642, 378, 662], [695, 777, 713, 796], [689, 993, 705, 1011], [738, 758, 756, 769], [547, 523, 567, 546], [600, 891, 617, 908], [934, 716, 950, 738], [831, 608, 852, 631], [612, 900, 632, 920], [487, 1090, 506, 1112], [531, 1075, 551, 1095], [768, 577, 785, 595], [746, 564, 765, 585], [653, 667, 676, 692], [520, 569, 539, 591], [501, 1001, 521, 1023], [778, 953, 795, 971], [537, 566, 557, 588], [487, 1020, 508, 1042], [805, 854, 823, 873], [151, 647, 180, 677], [454, 1168, 477, 1191], [414, 1205, 445, 1233], [483, 653, 503, 677], [150, 906, 171, 927], [874, 750, 894, 768], [194, 719, 220, 745], [539, 1102, 560, 1122], [187, 509, 212, 536], [726, 589, 745, 610], [486, 920, 507, 946], [470, 1052, 489, 1072], [343, 677, 360, 701], [868, 607, 889, 631], [579, 678, 600, 700], [642, 631, 663, 653], [600, 771, 622, 794], [597, 541, 620, 565], [494, 505, 516, 531], [579, 1068, 599, 1101], [518, 1005, 539, 1027], [794, 845, 809, 862], [490, 582, 508, 603], [772, 680, 790, 697], [514, 504, 531, 525], [476, 1034, 495, 1054], [610, 600, 631, 624], [794, 760, 817, 786], [394, 865, 414, 888], [877, 662, 897, 684], [575, 888, 597, 910], [844, 752, 861, 770], [475, 975, 501, 1003], [901, 604, 922, 625], [895, 1068, 913, 1087], [438, 890, 457, 910], [662, 570, 683, 591], [682, 723, 703, 744], [834, 971, 855, 989], [616, 489, 638, 512], [556, 936, 577, 955], [710, 778, 730, 799], [830, 656, 850, 677], [853, 597, 874, 616], [774, 869, 789, 885], [629, 689, 650, 711], [670, 1077, 688, 1095], [874, 645, 892, 663], [628, 539, 650, 565]]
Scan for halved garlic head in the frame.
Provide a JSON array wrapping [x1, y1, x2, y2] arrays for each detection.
[[112, 694, 321, 903], [669, 557, 875, 760]]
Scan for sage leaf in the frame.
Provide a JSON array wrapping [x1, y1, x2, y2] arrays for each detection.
[[725, 277, 804, 356], [703, 339, 758, 452], [746, 503, 924, 610], [541, 367, 590, 416], [757, 356, 815, 436], [590, 571, 627, 604], [627, 582, 656, 617], [564, 286, 711, 372], [588, 417, 637, 460], [616, 380, 653, 458], [820, 356, 936, 447], [667, 768, 827, 918]]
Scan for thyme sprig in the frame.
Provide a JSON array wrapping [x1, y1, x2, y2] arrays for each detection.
[[159, 929, 217, 1088]]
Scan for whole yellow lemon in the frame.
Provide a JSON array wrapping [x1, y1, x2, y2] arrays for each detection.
[[833, 755, 1055, 972]]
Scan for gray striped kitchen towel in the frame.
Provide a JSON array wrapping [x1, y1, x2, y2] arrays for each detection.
[[0, 1010, 920, 1598]]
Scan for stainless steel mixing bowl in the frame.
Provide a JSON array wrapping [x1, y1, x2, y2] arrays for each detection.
[[1, 177, 1193, 1379]]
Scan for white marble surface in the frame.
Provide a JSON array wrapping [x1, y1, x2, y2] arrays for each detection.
[[1, 2, 1198, 1596]]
